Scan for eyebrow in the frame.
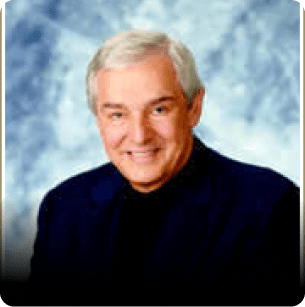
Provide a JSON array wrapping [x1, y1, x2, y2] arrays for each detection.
[[100, 96, 176, 110]]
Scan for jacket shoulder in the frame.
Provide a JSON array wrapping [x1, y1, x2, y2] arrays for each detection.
[[199, 143, 299, 235], [203, 144, 298, 192], [46, 162, 120, 199]]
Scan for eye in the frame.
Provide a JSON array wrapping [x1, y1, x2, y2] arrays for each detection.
[[112, 112, 123, 119], [154, 106, 166, 115]]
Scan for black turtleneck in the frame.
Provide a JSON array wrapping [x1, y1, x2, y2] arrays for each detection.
[[110, 179, 172, 284]]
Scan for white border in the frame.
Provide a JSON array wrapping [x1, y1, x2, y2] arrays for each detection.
[[2, 5, 6, 284], [300, 7, 304, 291], [0, 1, 303, 302]]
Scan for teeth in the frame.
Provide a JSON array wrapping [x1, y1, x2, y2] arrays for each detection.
[[132, 151, 153, 156]]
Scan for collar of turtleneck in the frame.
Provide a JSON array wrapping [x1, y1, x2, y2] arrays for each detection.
[[122, 136, 205, 202]]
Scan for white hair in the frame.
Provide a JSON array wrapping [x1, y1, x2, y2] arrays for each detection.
[[86, 29, 203, 115]]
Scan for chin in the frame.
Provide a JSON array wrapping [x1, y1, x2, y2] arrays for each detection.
[[124, 171, 164, 188], [128, 174, 161, 184]]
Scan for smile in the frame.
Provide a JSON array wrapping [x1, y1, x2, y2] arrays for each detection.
[[125, 149, 160, 163]]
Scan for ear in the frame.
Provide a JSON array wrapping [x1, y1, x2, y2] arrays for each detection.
[[188, 86, 205, 128]]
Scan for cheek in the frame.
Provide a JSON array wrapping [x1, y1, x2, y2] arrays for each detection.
[[155, 118, 185, 140], [155, 123, 173, 138], [101, 125, 124, 149]]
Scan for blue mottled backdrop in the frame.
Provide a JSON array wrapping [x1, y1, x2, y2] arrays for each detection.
[[4, 0, 300, 280]]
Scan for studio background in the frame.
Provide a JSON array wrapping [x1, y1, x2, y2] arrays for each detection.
[[4, 0, 300, 280]]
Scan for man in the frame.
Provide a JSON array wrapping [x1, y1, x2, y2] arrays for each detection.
[[25, 30, 301, 304]]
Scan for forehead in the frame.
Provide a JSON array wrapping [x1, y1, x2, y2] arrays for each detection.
[[96, 54, 183, 104]]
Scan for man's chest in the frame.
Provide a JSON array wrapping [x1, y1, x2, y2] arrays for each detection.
[[56, 197, 253, 285]]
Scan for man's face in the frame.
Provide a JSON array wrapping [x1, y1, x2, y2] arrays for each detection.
[[96, 54, 203, 192]]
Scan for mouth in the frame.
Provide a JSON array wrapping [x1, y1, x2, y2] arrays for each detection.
[[125, 149, 160, 163]]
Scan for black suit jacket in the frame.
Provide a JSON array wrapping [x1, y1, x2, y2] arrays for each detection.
[[20, 137, 302, 305]]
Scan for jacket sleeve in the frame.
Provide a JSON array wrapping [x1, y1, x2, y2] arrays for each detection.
[[27, 191, 53, 282]]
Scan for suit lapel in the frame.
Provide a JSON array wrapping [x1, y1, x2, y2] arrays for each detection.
[[79, 165, 124, 281]]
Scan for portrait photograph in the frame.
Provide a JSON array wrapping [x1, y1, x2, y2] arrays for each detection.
[[2, 0, 303, 305]]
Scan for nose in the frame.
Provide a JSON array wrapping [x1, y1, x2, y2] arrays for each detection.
[[130, 113, 152, 144]]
